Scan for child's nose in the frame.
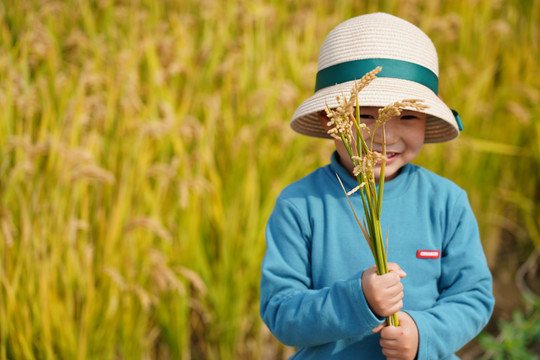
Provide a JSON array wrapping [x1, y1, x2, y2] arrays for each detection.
[[374, 117, 400, 144]]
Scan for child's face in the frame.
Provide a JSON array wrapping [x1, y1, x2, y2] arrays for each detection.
[[320, 106, 426, 182]]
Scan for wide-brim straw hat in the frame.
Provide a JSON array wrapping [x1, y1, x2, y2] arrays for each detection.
[[290, 12, 463, 143]]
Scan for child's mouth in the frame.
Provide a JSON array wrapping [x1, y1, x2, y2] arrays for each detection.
[[377, 151, 399, 160], [385, 152, 398, 164], [375, 152, 398, 165]]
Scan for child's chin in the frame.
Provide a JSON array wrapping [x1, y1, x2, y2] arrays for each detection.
[[378, 165, 402, 181]]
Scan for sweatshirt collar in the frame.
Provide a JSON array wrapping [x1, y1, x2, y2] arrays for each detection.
[[328, 151, 414, 200]]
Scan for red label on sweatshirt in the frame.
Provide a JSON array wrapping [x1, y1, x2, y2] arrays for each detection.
[[416, 250, 440, 259]]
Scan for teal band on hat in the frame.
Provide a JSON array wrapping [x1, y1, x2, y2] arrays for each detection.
[[314, 58, 465, 131], [314, 58, 439, 94], [452, 109, 464, 131]]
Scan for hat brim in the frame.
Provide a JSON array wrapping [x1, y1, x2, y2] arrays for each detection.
[[290, 78, 459, 143]]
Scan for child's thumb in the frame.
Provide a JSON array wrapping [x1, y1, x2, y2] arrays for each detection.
[[371, 322, 386, 333]]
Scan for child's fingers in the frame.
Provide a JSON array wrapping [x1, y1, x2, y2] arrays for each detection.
[[387, 290, 404, 306], [362, 265, 405, 317], [384, 298, 404, 316], [387, 262, 407, 278], [373, 271, 403, 289], [378, 312, 419, 360], [371, 275, 403, 300], [380, 324, 403, 341], [381, 274, 404, 301], [381, 348, 405, 360]]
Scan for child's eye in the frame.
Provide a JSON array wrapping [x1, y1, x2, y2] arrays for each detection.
[[401, 115, 419, 120], [359, 114, 375, 120]]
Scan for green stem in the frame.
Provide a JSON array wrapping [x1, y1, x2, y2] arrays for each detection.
[[332, 102, 398, 327], [376, 126, 386, 219]]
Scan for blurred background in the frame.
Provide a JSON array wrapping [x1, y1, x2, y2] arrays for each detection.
[[0, 0, 539, 359]]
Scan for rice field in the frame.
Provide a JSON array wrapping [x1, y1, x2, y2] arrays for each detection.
[[0, 0, 538, 359]]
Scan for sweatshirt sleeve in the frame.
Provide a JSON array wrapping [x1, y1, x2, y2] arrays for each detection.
[[405, 190, 495, 360], [259, 197, 384, 347]]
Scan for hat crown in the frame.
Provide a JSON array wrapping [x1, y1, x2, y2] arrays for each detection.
[[318, 13, 439, 77]]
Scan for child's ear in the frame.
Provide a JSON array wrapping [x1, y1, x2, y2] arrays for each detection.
[[318, 111, 332, 131]]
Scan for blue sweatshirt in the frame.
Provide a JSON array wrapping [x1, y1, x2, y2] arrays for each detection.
[[260, 152, 494, 359]]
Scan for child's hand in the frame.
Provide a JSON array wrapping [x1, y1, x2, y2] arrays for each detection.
[[374, 311, 419, 360], [361, 263, 406, 317]]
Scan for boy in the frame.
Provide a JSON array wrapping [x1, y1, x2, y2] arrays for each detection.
[[259, 13, 494, 360]]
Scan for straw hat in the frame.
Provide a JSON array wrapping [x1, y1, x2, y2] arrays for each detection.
[[290, 12, 463, 143]]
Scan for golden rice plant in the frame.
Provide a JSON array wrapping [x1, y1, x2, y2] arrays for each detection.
[[325, 67, 427, 326]]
